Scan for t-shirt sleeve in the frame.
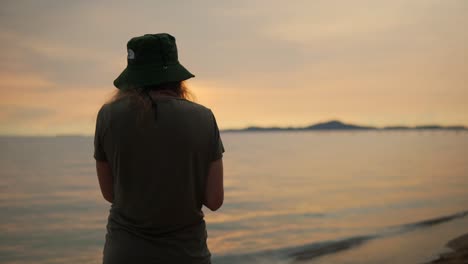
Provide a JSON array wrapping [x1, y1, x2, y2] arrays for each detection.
[[210, 110, 225, 161], [94, 106, 108, 161]]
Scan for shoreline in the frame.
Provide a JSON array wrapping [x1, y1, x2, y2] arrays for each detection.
[[428, 233, 468, 263]]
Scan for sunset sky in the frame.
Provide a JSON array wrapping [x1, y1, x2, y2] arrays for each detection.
[[0, 0, 467, 135]]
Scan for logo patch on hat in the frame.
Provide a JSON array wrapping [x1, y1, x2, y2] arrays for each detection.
[[127, 49, 135, 59]]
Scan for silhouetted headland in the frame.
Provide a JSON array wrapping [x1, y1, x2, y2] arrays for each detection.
[[222, 120, 467, 132]]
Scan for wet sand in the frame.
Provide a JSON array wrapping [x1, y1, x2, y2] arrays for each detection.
[[428, 233, 468, 263]]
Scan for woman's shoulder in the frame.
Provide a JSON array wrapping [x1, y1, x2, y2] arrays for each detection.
[[174, 99, 213, 115], [99, 97, 135, 114], [96, 99, 130, 123]]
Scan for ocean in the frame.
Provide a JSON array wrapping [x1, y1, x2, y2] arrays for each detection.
[[1, 131, 467, 263]]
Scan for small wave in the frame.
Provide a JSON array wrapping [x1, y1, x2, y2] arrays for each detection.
[[401, 210, 468, 230], [213, 209, 468, 263], [288, 209, 468, 261], [288, 235, 375, 262], [212, 236, 375, 264]]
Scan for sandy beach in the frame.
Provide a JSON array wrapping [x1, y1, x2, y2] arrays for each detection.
[[428, 233, 468, 264]]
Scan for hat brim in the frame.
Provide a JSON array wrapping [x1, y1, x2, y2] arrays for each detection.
[[113, 63, 195, 90]]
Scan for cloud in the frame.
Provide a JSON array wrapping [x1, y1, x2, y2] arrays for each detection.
[[0, 30, 122, 88], [0, 0, 467, 134], [0, 71, 112, 135], [0, 106, 54, 122]]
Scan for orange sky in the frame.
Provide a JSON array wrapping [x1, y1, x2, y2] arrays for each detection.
[[0, 1, 467, 135]]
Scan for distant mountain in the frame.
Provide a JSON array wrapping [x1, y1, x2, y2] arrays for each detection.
[[223, 120, 467, 132], [414, 125, 467, 130], [305, 120, 375, 130], [384, 125, 467, 130], [382, 126, 412, 130]]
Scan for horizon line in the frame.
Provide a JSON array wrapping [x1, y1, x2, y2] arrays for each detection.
[[1, 120, 467, 137]]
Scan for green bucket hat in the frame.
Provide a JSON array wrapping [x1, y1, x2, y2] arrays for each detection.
[[113, 33, 195, 90]]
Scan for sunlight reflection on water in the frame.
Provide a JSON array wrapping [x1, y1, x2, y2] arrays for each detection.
[[1, 131, 468, 263]]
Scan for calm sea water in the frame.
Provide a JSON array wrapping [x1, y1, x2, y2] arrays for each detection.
[[1, 131, 467, 263]]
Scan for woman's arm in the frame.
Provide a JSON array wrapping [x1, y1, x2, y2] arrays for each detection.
[[96, 160, 113, 203], [204, 158, 224, 211]]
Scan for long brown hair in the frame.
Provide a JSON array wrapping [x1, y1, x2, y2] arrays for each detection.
[[108, 81, 195, 107], [105, 81, 195, 123]]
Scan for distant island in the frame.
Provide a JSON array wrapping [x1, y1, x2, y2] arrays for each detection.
[[222, 120, 467, 132]]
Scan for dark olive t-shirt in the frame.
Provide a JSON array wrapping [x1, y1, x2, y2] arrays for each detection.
[[94, 96, 224, 260]]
